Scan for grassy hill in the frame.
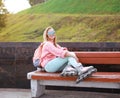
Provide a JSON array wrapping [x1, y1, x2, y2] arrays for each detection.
[[0, 0, 120, 42], [21, 0, 120, 14]]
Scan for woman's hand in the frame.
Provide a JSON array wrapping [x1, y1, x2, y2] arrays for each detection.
[[62, 47, 68, 50], [65, 51, 79, 62]]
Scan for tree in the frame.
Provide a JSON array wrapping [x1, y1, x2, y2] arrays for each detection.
[[0, 0, 8, 28]]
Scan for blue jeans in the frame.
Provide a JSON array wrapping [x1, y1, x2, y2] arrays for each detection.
[[44, 57, 79, 72]]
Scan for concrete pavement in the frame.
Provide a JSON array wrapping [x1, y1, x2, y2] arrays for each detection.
[[0, 88, 120, 98]]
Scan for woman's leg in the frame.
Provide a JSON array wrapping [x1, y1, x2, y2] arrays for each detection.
[[67, 57, 80, 68], [44, 57, 68, 72], [68, 57, 94, 73], [45, 52, 94, 74], [67, 52, 92, 70]]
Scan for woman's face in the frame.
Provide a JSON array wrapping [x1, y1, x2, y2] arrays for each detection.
[[47, 28, 56, 40]]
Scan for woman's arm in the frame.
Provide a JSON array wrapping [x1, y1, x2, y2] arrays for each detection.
[[57, 44, 68, 50], [45, 42, 67, 58]]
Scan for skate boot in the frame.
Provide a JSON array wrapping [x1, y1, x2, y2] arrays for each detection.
[[76, 66, 97, 84], [60, 64, 78, 76]]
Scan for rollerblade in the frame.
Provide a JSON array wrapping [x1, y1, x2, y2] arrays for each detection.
[[60, 64, 78, 76], [76, 66, 97, 84]]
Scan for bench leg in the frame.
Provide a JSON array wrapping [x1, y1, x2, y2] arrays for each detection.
[[31, 80, 45, 98]]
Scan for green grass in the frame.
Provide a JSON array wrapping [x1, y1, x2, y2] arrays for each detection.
[[0, 14, 120, 42], [20, 0, 120, 14], [0, 0, 120, 42]]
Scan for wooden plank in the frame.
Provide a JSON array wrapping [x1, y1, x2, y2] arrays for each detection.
[[78, 58, 120, 64], [75, 52, 120, 57], [75, 52, 120, 64], [29, 72, 120, 83]]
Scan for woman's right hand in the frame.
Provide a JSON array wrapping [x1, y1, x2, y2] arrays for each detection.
[[65, 51, 79, 62]]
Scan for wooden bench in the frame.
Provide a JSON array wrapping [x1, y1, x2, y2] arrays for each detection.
[[27, 51, 120, 98]]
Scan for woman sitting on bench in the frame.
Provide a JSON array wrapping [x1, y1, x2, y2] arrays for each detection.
[[36, 26, 97, 83]]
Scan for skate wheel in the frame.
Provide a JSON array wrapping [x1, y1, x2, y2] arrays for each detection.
[[76, 74, 84, 83]]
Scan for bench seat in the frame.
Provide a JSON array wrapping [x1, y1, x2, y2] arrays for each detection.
[[27, 71, 120, 83], [27, 71, 120, 97]]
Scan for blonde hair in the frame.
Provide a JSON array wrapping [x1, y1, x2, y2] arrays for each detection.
[[43, 26, 57, 47]]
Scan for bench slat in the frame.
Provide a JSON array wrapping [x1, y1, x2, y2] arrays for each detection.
[[78, 58, 120, 64], [75, 52, 120, 57], [28, 72, 120, 83], [75, 52, 120, 64]]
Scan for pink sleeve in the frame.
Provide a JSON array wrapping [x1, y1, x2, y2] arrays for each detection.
[[46, 42, 67, 58], [57, 44, 68, 50]]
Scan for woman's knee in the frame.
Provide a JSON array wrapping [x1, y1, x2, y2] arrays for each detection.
[[68, 56, 75, 60]]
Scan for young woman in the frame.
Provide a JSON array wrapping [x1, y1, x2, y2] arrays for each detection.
[[40, 26, 96, 82]]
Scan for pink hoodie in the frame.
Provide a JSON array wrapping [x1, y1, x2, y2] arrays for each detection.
[[40, 41, 67, 67]]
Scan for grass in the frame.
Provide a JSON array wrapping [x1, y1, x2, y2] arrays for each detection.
[[0, 0, 120, 42], [0, 14, 120, 42], [20, 0, 120, 14]]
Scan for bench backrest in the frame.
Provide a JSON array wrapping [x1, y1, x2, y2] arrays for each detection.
[[75, 52, 120, 64]]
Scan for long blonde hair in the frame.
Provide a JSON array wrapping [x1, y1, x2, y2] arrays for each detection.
[[43, 26, 57, 47]]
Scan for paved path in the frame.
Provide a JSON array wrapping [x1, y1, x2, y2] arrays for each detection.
[[0, 88, 120, 98]]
